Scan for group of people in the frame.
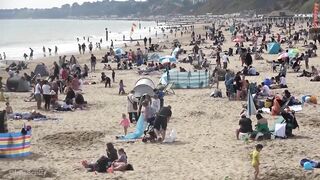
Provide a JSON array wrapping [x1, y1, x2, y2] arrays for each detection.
[[82, 143, 133, 173]]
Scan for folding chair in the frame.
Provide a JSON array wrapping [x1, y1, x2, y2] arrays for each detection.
[[164, 82, 175, 95]]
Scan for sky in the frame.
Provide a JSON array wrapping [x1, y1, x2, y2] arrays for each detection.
[[0, 0, 139, 9]]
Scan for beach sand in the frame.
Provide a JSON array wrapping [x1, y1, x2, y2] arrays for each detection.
[[0, 23, 320, 180]]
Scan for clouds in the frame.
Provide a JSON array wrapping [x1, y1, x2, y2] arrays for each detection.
[[0, 0, 99, 9]]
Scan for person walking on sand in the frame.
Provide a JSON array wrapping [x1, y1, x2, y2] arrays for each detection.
[[3, 52, 6, 60], [112, 70, 115, 83], [144, 37, 147, 47], [119, 80, 125, 95], [120, 113, 130, 135], [43, 46, 46, 57], [89, 42, 93, 53], [29, 48, 33, 60], [251, 144, 263, 180], [55, 46, 58, 55], [81, 43, 86, 54], [78, 44, 81, 54], [148, 37, 152, 46], [111, 40, 114, 49], [48, 48, 52, 56], [90, 54, 97, 72]]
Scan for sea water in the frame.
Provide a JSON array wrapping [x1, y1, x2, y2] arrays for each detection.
[[0, 19, 157, 60]]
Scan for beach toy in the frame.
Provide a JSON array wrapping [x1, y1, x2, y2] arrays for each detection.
[[304, 162, 313, 170]]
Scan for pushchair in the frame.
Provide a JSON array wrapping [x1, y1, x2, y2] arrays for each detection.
[[142, 117, 157, 143]]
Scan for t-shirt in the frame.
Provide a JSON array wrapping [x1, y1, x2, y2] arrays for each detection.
[[120, 118, 130, 128], [248, 67, 256, 75], [239, 117, 253, 133], [151, 99, 160, 113], [42, 84, 51, 95], [222, 55, 229, 63], [251, 150, 260, 166], [280, 76, 286, 85], [34, 83, 41, 94], [158, 107, 172, 118], [261, 85, 270, 95]]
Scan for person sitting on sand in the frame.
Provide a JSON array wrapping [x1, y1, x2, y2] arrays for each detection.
[[279, 75, 287, 88], [5, 102, 13, 114], [258, 82, 270, 97], [255, 113, 269, 133], [65, 87, 75, 105], [107, 148, 133, 172], [71, 74, 80, 91], [236, 114, 253, 140], [311, 66, 319, 76], [74, 92, 86, 110], [82, 142, 118, 173]]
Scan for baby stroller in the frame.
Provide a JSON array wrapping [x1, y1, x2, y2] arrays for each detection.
[[142, 117, 157, 143]]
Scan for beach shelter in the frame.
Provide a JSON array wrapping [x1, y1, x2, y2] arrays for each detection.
[[133, 77, 155, 98], [159, 56, 177, 64], [268, 43, 280, 54], [34, 64, 49, 77], [6, 76, 31, 92], [246, 90, 256, 117], [148, 53, 161, 61]]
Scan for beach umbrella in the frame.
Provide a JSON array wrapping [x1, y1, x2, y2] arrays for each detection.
[[159, 56, 177, 64], [114, 48, 125, 55], [148, 53, 161, 61], [233, 38, 245, 43], [278, 52, 289, 59], [288, 49, 300, 58], [246, 89, 257, 117]]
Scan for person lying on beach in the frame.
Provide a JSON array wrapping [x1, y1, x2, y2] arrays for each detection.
[[297, 70, 312, 77], [82, 143, 118, 173]]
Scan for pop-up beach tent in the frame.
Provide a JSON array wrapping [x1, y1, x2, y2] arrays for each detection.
[[268, 43, 280, 54], [6, 76, 31, 92], [34, 64, 49, 77]]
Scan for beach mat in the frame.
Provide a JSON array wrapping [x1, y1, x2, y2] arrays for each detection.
[[121, 115, 145, 140]]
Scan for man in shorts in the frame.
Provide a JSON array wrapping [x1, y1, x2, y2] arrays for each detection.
[[154, 105, 172, 142]]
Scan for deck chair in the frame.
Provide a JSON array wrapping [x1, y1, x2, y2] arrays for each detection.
[[164, 82, 175, 95]]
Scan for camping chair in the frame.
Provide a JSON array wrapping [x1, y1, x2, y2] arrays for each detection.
[[164, 82, 175, 95]]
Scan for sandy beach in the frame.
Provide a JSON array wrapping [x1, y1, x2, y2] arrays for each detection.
[[1, 21, 320, 180]]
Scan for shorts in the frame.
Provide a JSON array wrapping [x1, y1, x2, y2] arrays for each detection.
[[35, 94, 42, 101], [154, 116, 167, 131]]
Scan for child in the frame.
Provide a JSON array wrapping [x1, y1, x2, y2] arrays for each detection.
[[251, 144, 263, 180], [120, 113, 130, 135], [272, 60, 277, 72], [115, 148, 127, 163], [119, 80, 125, 95]]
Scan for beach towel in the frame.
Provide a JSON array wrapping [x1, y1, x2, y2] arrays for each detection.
[[300, 158, 320, 168], [0, 131, 31, 158], [122, 115, 145, 140]]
